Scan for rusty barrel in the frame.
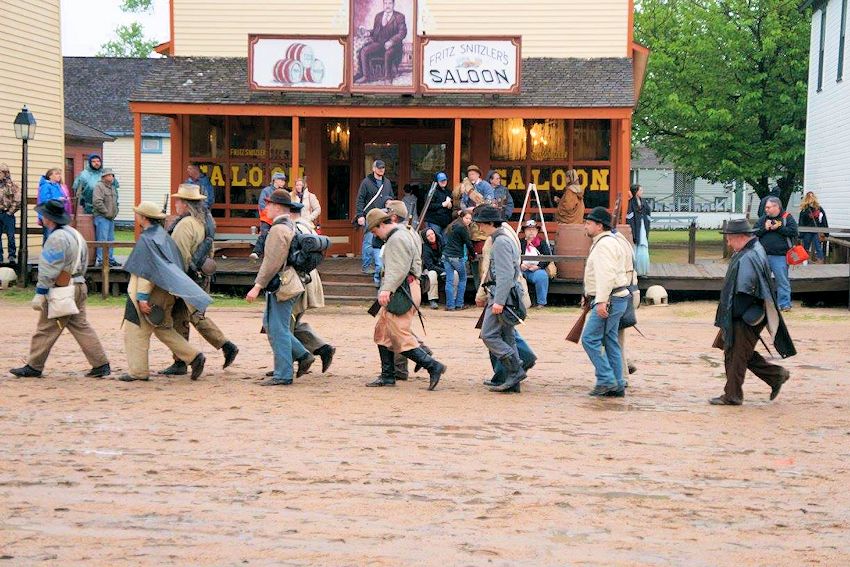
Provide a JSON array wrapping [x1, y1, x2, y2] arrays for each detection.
[[285, 43, 314, 67], [555, 223, 589, 280], [273, 58, 304, 84], [303, 59, 325, 83], [73, 213, 97, 266]]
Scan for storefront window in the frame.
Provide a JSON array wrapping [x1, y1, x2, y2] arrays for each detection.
[[573, 119, 611, 161], [326, 121, 350, 161], [410, 143, 446, 184], [229, 163, 265, 206], [529, 119, 568, 161], [229, 116, 266, 159], [189, 116, 225, 158], [490, 118, 527, 161]]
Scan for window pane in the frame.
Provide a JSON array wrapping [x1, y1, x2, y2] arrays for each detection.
[[364, 143, 400, 184], [229, 163, 265, 206], [410, 143, 446, 184], [529, 119, 568, 161], [326, 120, 350, 161], [229, 116, 266, 160], [490, 118, 526, 161], [327, 164, 351, 220], [460, 119, 472, 166], [576, 166, 611, 208], [197, 162, 227, 205], [269, 117, 292, 162], [573, 120, 611, 161], [189, 116, 225, 158]]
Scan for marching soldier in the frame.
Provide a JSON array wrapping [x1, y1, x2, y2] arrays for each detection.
[[364, 207, 446, 390], [159, 184, 239, 375], [10, 199, 110, 378], [119, 202, 209, 382]]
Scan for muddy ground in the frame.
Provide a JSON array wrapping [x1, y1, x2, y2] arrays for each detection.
[[1, 300, 849, 566]]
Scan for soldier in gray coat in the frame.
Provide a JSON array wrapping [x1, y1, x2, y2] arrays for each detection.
[[473, 204, 526, 393]]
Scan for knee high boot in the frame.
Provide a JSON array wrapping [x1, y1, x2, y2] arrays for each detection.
[[367, 345, 397, 387], [489, 353, 526, 392], [401, 347, 446, 391]]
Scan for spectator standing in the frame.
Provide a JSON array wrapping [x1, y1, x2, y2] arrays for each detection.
[[554, 169, 585, 224], [424, 172, 453, 241], [518, 220, 552, 308], [755, 196, 797, 311], [290, 177, 321, 224], [185, 164, 215, 209], [420, 226, 444, 309], [0, 163, 21, 264], [92, 168, 120, 267], [401, 184, 419, 229], [73, 154, 118, 215], [798, 191, 829, 263], [442, 210, 474, 310], [251, 172, 287, 259], [37, 168, 66, 242], [355, 160, 393, 284], [487, 170, 514, 220], [626, 184, 651, 276]]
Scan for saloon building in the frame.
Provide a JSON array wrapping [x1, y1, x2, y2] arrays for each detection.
[[131, 0, 647, 254]]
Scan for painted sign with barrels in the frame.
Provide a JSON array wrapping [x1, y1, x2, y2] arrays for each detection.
[[249, 35, 347, 91]]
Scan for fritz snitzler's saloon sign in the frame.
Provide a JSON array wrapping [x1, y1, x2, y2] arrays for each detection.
[[420, 37, 521, 94]]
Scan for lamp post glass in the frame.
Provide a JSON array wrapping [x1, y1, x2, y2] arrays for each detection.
[[13, 105, 36, 286]]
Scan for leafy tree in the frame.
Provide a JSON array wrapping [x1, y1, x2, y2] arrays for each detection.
[[97, 0, 158, 58], [634, 0, 811, 206]]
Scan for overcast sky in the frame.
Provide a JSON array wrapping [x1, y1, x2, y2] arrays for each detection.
[[61, 0, 170, 56]]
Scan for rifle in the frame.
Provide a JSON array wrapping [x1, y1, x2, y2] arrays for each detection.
[[162, 193, 169, 215], [566, 300, 591, 343], [416, 181, 438, 231]]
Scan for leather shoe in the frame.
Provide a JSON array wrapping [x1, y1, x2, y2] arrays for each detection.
[[222, 341, 239, 369], [603, 389, 625, 397], [770, 369, 791, 401], [260, 378, 292, 386], [588, 385, 618, 396], [316, 345, 336, 373], [296, 353, 315, 377], [366, 377, 395, 387], [189, 353, 206, 380], [118, 374, 149, 382], [628, 363, 637, 375], [158, 361, 187, 376], [265, 370, 275, 377], [10, 364, 42, 378], [709, 396, 742, 406], [86, 363, 111, 378]]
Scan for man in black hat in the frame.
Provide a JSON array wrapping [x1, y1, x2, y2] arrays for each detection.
[[581, 206, 631, 397], [10, 200, 110, 379], [711, 219, 795, 405], [473, 204, 527, 393], [245, 190, 314, 386]]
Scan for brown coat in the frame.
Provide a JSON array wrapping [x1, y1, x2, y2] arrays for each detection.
[[254, 215, 295, 289], [556, 183, 585, 224], [293, 219, 325, 314]]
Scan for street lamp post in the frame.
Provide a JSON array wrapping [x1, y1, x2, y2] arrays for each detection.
[[13, 105, 36, 287]]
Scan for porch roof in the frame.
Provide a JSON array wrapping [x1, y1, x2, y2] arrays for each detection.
[[130, 57, 635, 109]]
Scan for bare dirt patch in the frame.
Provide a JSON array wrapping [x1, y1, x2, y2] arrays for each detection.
[[1, 300, 849, 565]]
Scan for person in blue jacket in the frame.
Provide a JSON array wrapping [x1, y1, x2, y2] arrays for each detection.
[[37, 168, 66, 242], [73, 154, 118, 215], [185, 163, 215, 209]]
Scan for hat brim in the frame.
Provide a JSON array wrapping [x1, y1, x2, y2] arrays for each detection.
[[171, 192, 206, 201], [133, 206, 167, 220], [719, 228, 756, 235], [35, 204, 70, 225], [265, 198, 303, 210]]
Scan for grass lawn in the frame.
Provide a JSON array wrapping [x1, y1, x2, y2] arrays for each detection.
[[650, 229, 725, 244]]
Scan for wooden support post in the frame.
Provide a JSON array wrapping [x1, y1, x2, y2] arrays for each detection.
[[291, 115, 300, 184], [101, 244, 109, 299], [688, 221, 697, 265], [133, 112, 142, 240], [721, 219, 730, 259], [452, 118, 461, 183]]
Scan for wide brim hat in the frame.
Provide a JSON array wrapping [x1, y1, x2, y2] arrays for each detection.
[[172, 183, 206, 201], [719, 218, 756, 235], [266, 189, 303, 210], [385, 199, 408, 220], [100, 167, 115, 177], [133, 201, 167, 220], [522, 219, 538, 230], [366, 208, 391, 231], [467, 164, 482, 175], [36, 199, 70, 225], [585, 206, 612, 229], [472, 204, 504, 223]]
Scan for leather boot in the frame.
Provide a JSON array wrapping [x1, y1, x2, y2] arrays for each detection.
[[366, 345, 396, 387], [489, 353, 526, 392], [314, 344, 336, 373], [189, 353, 206, 380], [158, 361, 187, 375], [222, 341, 239, 369], [296, 352, 316, 377], [402, 347, 446, 391]]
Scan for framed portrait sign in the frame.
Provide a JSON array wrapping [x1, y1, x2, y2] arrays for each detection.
[[420, 36, 521, 94], [248, 34, 348, 92], [349, 0, 417, 93]]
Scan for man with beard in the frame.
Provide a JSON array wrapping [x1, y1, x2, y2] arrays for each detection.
[[710, 218, 795, 405], [73, 154, 119, 215], [0, 164, 21, 264]]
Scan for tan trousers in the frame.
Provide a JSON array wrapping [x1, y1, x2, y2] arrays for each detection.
[[124, 302, 200, 379], [293, 312, 327, 353], [28, 283, 108, 371], [171, 299, 227, 361], [374, 279, 422, 353], [425, 270, 440, 301]]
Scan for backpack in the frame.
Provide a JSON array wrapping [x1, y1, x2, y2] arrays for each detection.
[[274, 217, 331, 279]]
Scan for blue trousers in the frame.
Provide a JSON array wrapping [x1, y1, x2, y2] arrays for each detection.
[[801, 232, 824, 260], [94, 215, 115, 263], [490, 330, 536, 382], [767, 254, 792, 309], [581, 295, 629, 389], [263, 294, 307, 381], [443, 256, 466, 309], [0, 212, 15, 261], [362, 230, 376, 270], [522, 268, 549, 306]]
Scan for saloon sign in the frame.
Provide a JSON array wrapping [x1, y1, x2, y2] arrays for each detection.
[[420, 37, 521, 94]]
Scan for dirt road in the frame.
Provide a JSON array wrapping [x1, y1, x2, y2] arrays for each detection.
[[1, 300, 848, 565]]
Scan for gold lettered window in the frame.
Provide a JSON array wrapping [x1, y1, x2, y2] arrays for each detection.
[[229, 163, 266, 214], [229, 116, 267, 160], [490, 118, 527, 161], [529, 120, 568, 161], [189, 116, 225, 159], [573, 119, 611, 161]]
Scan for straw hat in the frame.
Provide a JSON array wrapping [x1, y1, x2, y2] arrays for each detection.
[[133, 201, 167, 220], [172, 183, 206, 201]]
